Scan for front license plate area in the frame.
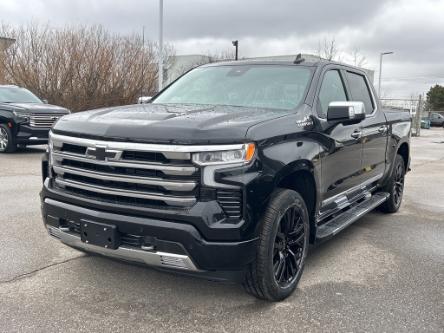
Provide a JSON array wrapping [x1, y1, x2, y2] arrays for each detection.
[[80, 220, 119, 249]]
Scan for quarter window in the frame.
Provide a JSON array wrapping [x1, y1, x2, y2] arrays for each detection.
[[317, 70, 348, 117], [346, 72, 375, 114]]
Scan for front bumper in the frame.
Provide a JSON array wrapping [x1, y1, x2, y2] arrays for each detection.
[[47, 225, 199, 271], [16, 124, 50, 145], [41, 195, 258, 282]]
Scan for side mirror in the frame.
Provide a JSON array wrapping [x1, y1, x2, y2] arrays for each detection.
[[137, 96, 152, 104], [42, 99, 49, 104], [327, 101, 366, 123]]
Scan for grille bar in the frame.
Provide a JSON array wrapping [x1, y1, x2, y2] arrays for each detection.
[[30, 113, 64, 128], [53, 165, 196, 192], [50, 133, 244, 153], [52, 152, 197, 176], [55, 178, 196, 207]]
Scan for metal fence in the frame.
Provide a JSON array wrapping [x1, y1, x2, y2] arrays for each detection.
[[380, 96, 424, 136]]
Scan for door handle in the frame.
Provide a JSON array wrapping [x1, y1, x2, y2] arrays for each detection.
[[351, 130, 362, 139], [378, 125, 387, 134]]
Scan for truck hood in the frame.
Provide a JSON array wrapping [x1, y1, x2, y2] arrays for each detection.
[[53, 103, 292, 144], [0, 102, 70, 114]]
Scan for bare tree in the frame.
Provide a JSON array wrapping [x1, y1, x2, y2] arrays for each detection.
[[169, 48, 236, 80], [351, 48, 367, 67], [0, 23, 160, 112], [316, 37, 340, 61]]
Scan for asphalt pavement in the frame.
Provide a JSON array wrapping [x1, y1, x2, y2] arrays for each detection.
[[0, 129, 443, 332]]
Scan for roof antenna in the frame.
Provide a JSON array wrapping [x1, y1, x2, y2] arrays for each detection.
[[294, 53, 305, 64]]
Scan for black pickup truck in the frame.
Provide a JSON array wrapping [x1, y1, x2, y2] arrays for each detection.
[[0, 85, 70, 152], [41, 59, 411, 301]]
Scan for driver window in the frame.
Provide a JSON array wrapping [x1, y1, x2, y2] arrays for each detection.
[[317, 70, 347, 117]]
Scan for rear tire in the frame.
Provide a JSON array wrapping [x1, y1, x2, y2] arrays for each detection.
[[380, 154, 405, 213], [243, 189, 309, 301], [0, 124, 17, 153]]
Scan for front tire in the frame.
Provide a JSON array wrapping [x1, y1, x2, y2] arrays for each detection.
[[0, 124, 17, 153], [243, 189, 309, 301], [380, 154, 406, 213]]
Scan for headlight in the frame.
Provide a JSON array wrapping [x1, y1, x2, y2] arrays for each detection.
[[192, 143, 256, 166], [13, 111, 31, 122]]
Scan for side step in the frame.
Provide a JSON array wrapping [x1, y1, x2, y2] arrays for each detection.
[[315, 192, 389, 242]]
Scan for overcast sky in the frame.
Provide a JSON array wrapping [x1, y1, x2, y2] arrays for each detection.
[[1, 0, 443, 98]]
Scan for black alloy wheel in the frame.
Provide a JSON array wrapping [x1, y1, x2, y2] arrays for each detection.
[[392, 160, 405, 208], [380, 154, 406, 213], [273, 205, 305, 287], [244, 189, 309, 301]]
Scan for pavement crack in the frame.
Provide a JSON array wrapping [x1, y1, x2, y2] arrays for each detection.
[[0, 255, 83, 284]]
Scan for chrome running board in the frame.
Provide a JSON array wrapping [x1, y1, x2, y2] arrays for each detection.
[[316, 192, 389, 242]]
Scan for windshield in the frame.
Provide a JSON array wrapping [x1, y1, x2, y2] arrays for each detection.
[[153, 65, 312, 110], [0, 87, 42, 104]]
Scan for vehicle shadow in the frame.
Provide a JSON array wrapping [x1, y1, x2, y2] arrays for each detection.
[[69, 212, 378, 311], [15, 145, 47, 154]]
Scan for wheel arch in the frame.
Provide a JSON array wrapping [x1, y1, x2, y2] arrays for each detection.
[[397, 142, 409, 171], [0, 115, 11, 124], [275, 161, 318, 243], [380, 139, 410, 189]]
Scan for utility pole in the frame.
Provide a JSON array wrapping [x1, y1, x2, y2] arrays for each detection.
[[158, 0, 164, 92], [232, 40, 238, 60], [141, 25, 145, 99], [378, 51, 394, 97], [415, 94, 423, 137]]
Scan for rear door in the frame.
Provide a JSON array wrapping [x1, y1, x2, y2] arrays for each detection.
[[344, 70, 388, 183]]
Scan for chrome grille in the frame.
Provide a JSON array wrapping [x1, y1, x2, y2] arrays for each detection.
[[50, 133, 200, 208], [30, 113, 64, 128]]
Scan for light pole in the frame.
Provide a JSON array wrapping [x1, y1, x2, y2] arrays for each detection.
[[378, 51, 394, 97], [141, 25, 145, 99], [158, 0, 164, 92], [232, 40, 238, 60]]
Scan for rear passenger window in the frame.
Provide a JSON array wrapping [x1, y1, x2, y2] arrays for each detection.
[[346, 72, 374, 114], [317, 70, 348, 118]]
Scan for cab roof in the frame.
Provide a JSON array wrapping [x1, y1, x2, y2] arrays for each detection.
[[201, 59, 367, 73]]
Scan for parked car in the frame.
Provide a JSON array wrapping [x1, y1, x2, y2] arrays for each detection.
[[0, 85, 70, 152], [429, 112, 444, 127], [421, 117, 431, 129], [41, 59, 411, 301]]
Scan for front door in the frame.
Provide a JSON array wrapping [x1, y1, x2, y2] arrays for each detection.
[[315, 69, 363, 204]]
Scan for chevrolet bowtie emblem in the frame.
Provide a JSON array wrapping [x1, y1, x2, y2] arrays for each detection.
[[86, 146, 118, 161]]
